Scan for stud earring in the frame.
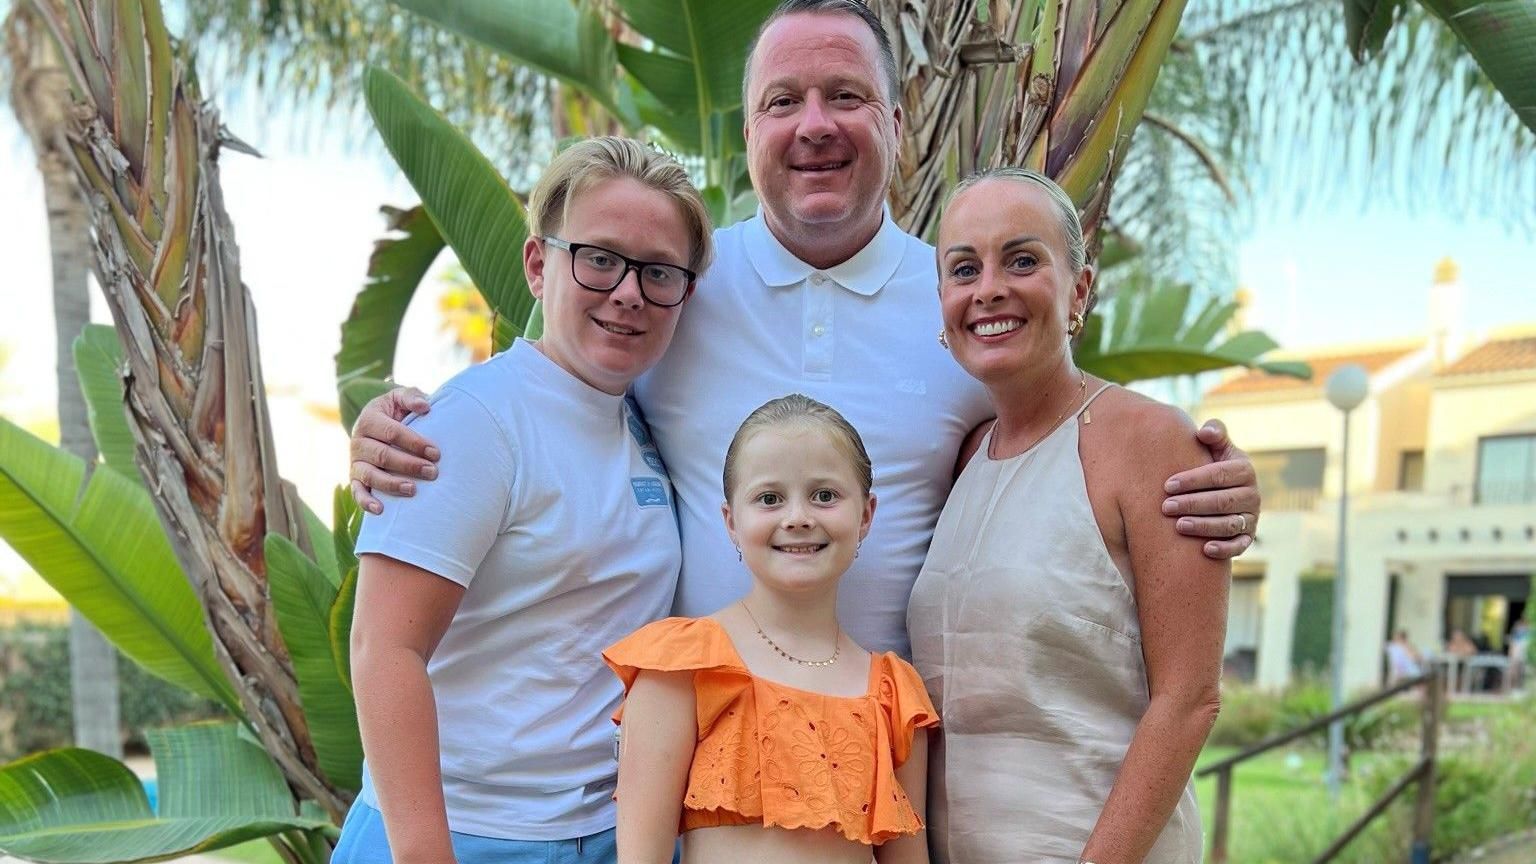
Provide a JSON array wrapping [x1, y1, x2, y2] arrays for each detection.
[[1067, 311, 1085, 337], [937, 329, 950, 349]]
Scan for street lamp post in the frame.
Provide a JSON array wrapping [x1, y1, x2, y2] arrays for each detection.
[[1324, 363, 1370, 800]]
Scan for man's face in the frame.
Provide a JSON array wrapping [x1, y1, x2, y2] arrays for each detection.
[[743, 12, 901, 245]]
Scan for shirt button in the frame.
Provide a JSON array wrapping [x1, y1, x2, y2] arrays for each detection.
[[812, 324, 826, 337], [811, 273, 826, 285]]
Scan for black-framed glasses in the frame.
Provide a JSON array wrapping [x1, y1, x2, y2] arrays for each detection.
[[542, 237, 696, 308]]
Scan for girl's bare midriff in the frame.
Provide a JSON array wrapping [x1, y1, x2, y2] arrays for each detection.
[[682, 823, 876, 864]]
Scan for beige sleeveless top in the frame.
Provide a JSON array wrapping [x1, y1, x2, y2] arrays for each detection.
[[908, 384, 1201, 863]]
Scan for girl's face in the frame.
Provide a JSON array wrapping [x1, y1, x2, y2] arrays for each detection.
[[524, 176, 695, 395], [722, 425, 875, 598], [936, 179, 1092, 388]]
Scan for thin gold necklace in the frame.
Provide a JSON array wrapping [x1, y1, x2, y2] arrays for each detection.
[[990, 368, 1088, 459], [739, 601, 841, 667]]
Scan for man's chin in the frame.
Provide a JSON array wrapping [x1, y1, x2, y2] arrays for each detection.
[[785, 198, 857, 226]]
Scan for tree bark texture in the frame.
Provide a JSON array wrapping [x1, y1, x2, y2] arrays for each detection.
[[8, 2, 124, 759], [22, 0, 349, 817]]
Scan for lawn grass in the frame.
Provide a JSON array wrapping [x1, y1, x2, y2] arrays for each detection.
[[1194, 746, 1412, 862]]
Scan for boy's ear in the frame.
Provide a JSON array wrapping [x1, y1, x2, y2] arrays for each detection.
[[525, 236, 546, 300]]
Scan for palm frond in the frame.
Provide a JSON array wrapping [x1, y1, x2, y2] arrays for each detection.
[[1180, 0, 1536, 229], [1107, 37, 1246, 303], [175, 0, 556, 180]]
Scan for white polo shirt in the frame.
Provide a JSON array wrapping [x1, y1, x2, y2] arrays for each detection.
[[354, 339, 681, 839], [634, 212, 993, 657]]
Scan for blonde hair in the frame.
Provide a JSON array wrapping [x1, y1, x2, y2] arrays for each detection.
[[526, 137, 715, 274], [945, 168, 1086, 275], [722, 394, 874, 500]]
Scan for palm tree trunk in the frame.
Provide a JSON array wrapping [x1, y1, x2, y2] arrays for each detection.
[[878, 0, 1189, 249], [7, 2, 123, 760], [19, 0, 349, 817]]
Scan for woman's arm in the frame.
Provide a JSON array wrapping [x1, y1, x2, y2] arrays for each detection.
[[1081, 402, 1228, 864], [875, 728, 931, 864], [615, 670, 697, 864], [351, 553, 466, 864]]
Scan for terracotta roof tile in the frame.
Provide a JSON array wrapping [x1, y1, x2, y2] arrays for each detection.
[[1441, 335, 1536, 376], [1207, 346, 1418, 397]]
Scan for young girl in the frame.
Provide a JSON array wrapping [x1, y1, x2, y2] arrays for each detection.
[[604, 395, 935, 864]]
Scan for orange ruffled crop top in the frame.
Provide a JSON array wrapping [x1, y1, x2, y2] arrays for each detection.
[[603, 617, 938, 845]]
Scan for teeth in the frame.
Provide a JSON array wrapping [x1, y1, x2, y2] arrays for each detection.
[[596, 320, 639, 335], [972, 319, 1021, 337], [777, 544, 824, 553]]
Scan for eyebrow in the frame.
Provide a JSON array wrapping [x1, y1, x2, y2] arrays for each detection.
[[942, 235, 1042, 256], [756, 74, 874, 100], [583, 239, 686, 266]]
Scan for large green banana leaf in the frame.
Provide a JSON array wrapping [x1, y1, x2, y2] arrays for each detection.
[[0, 723, 331, 863], [265, 535, 363, 792], [334, 205, 447, 432], [72, 327, 140, 483], [611, 0, 776, 162], [1345, 0, 1535, 134], [388, 0, 772, 166], [0, 419, 240, 714], [1076, 283, 1312, 383], [387, 0, 627, 123], [1418, 0, 1536, 134], [329, 488, 363, 695], [364, 66, 534, 353]]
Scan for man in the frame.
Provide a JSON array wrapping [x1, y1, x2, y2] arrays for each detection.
[[349, 0, 1260, 658]]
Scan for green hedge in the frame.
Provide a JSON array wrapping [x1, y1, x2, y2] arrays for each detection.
[[0, 620, 228, 759], [1291, 573, 1335, 675], [1366, 695, 1536, 860], [1210, 678, 1419, 752]]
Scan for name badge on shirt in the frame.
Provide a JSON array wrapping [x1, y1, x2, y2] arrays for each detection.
[[630, 477, 668, 508]]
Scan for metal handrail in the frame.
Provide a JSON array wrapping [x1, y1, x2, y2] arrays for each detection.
[[1196, 667, 1443, 864]]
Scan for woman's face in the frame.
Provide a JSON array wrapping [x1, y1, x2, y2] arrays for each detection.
[[936, 180, 1091, 388], [524, 176, 695, 395]]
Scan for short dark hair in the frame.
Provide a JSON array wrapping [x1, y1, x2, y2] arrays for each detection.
[[741, 0, 901, 109]]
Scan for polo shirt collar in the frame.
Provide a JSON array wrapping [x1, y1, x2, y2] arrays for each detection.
[[743, 206, 905, 296]]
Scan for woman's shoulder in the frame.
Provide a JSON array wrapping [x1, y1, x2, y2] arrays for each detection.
[[1088, 384, 1197, 443], [1079, 384, 1207, 495]]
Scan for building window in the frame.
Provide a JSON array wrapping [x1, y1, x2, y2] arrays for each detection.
[[1399, 450, 1425, 491], [1251, 448, 1326, 510], [1476, 434, 1536, 505]]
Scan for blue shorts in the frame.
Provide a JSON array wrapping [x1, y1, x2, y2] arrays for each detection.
[[331, 800, 618, 864]]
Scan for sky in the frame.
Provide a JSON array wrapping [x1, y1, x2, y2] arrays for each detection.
[[3, 86, 1536, 527]]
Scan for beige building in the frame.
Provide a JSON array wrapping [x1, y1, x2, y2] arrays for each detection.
[[1197, 261, 1536, 690]]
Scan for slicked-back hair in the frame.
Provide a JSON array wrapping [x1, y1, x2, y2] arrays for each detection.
[[741, 0, 900, 110], [945, 167, 1087, 276], [526, 136, 714, 274], [722, 394, 874, 501]]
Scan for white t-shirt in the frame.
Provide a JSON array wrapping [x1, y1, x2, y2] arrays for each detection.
[[634, 211, 994, 657], [354, 339, 681, 840]]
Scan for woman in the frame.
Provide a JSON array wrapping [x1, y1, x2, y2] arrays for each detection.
[[908, 169, 1228, 864], [333, 137, 712, 863]]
